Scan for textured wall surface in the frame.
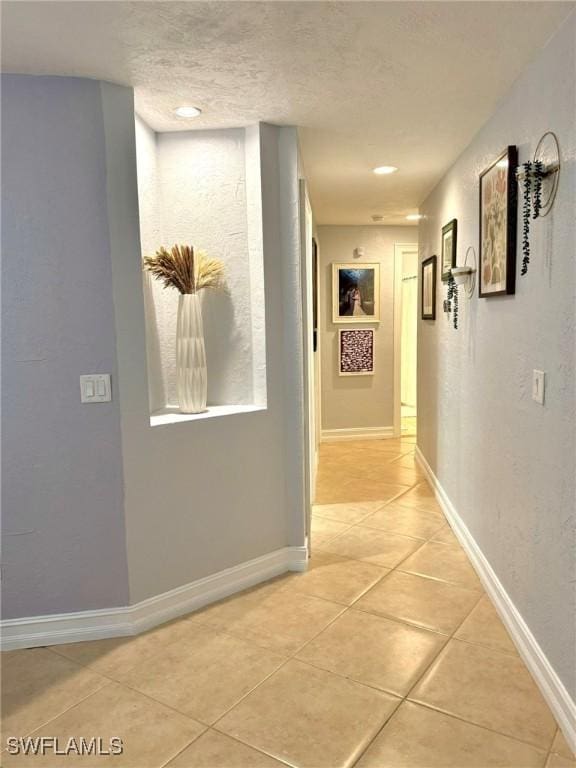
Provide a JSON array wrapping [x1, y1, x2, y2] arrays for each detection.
[[1, 75, 129, 618], [135, 116, 165, 412], [135, 116, 161, 257], [418, 14, 576, 698], [318, 226, 417, 432], [136, 124, 255, 408], [105, 114, 306, 603], [3, 3, 573, 225], [2, 77, 305, 618]]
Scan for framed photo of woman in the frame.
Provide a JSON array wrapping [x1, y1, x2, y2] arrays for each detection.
[[332, 263, 380, 323]]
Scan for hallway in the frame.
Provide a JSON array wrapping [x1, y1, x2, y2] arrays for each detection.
[[3, 439, 573, 768], [1, 3, 575, 766]]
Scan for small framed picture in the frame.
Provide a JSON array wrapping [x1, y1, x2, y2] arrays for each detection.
[[312, 237, 319, 352], [421, 256, 437, 320], [479, 145, 518, 297], [332, 263, 380, 323], [441, 219, 457, 281], [338, 329, 374, 376]]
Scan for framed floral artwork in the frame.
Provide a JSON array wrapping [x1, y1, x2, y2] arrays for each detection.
[[332, 263, 380, 323], [479, 145, 518, 297], [421, 255, 437, 320], [338, 329, 374, 376], [441, 219, 457, 281]]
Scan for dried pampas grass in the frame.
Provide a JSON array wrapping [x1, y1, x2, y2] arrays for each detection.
[[144, 244, 224, 294]]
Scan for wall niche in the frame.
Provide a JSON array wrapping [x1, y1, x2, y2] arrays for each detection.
[[135, 118, 267, 425]]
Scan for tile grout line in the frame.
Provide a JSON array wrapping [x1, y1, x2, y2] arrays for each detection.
[[208, 605, 352, 731], [316, 518, 485, 594], [337, 466, 557, 763], [350, 550, 561, 760], [307, 446, 563, 763], [205, 494, 496, 763], [203, 533, 457, 744], [39, 655, 212, 732], [35, 481, 480, 761], [347, 589, 486, 764], [88, 564, 550, 764], [157, 733, 203, 768], [24, 441, 558, 767], [212, 729, 296, 768], [44, 629, 253, 733], [156, 728, 297, 768], [209, 654, 401, 768], [314, 471, 420, 509], [349, 580, 555, 766], [4, 674, 115, 742]]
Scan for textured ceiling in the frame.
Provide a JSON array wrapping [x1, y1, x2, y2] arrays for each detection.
[[2, 1, 573, 224]]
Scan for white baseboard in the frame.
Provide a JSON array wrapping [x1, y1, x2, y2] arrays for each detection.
[[0, 546, 308, 652], [415, 446, 576, 754], [321, 426, 394, 443]]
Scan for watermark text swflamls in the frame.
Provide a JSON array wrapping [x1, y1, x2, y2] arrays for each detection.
[[6, 736, 124, 756]]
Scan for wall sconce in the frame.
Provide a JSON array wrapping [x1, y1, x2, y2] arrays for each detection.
[[353, 247, 365, 259], [451, 246, 477, 299]]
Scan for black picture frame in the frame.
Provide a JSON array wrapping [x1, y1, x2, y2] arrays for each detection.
[[312, 237, 318, 352], [441, 219, 457, 281], [421, 256, 437, 320], [479, 145, 518, 297]]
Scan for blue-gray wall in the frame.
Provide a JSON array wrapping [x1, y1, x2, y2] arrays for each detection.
[[0, 78, 306, 619], [417, 14, 576, 699], [1, 75, 129, 617]]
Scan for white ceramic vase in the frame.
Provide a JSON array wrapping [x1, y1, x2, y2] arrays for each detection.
[[176, 293, 207, 414]]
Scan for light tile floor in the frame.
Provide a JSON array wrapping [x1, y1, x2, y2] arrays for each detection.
[[2, 438, 574, 767]]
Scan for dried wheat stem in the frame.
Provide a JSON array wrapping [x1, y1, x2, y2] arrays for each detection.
[[143, 243, 224, 295]]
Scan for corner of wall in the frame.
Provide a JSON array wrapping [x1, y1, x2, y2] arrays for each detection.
[[99, 81, 150, 608], [245, 124, 268, 408]]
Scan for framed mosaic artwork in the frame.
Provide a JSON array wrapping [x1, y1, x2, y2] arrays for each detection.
[[338, 329, 374, 376]]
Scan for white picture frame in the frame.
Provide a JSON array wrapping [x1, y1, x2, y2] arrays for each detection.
[[332, 263, 380, 324]]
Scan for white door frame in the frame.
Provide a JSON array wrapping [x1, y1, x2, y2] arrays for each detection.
[[393, 243, 419, 437], [299, 180, 316, 546]]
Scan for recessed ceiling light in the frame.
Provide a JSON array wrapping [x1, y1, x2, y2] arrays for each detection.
[[406, 214, 424, 221], [174, 106, 202, 118], [373, 165, 398, 175]]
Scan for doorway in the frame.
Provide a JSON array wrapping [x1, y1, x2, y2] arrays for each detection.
[[299, 180, 319, 550], [394, 243, 419, 437]]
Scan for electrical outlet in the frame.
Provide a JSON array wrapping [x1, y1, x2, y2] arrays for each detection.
[[532, 370, 545, 405]]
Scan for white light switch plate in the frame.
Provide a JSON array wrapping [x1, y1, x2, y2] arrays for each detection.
[[80, 374, 112, 403], [532, 370, 545, 405]]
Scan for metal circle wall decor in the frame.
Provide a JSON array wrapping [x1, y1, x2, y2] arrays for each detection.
[[533, 131, 561, 217], [515, 131, 561, 275], [463, 246, 477, 299]]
